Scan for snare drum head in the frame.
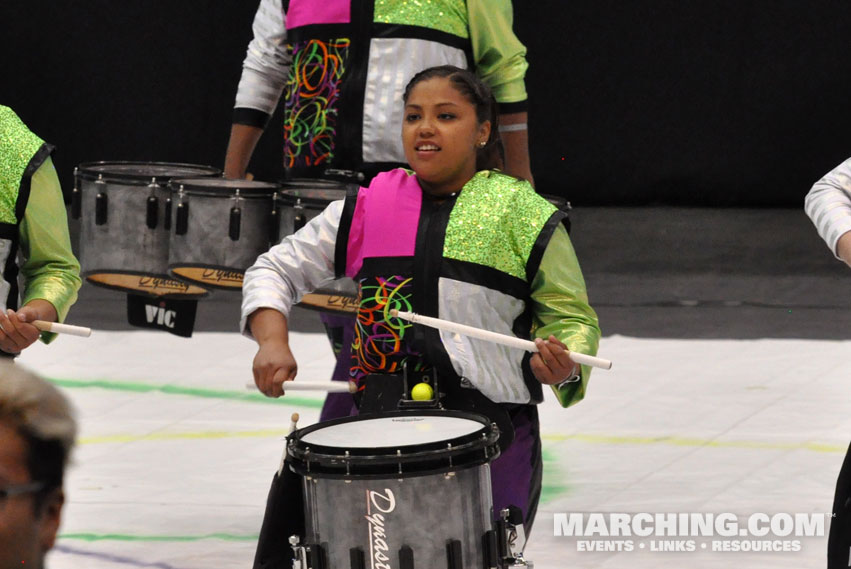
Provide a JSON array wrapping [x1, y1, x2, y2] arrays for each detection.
[[288, 410, 500, 477], [301, 414, 485, 448]]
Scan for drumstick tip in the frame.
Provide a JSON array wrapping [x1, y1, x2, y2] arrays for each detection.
[[348, 381, 358, 394], [389, 308, 399, 317], [291, 412, 299, 423]]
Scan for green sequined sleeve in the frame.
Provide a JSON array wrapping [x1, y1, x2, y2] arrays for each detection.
[[466, 0, 529, 104], [19, 157, 81, 342], [530, 224, 601, 408]]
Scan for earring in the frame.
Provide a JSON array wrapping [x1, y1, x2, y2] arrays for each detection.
[[477, 141, 487, 148]]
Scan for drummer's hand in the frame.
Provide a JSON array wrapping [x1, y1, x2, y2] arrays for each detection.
[[253, 340, 298, 398], [0, 300, 55, 354], [531, 335, 578, 385]]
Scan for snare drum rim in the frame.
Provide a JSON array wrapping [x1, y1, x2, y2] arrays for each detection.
[[169, 177, 280, 198], [287, 410, 501, 479], [277, 187, 349, 209], [76, 161, 221, 184]]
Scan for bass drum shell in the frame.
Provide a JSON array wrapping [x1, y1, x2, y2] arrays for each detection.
[[76, 161, 219, 298]]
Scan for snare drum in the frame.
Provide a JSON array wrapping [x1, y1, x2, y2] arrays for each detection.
[[74, 162, 219, 297], [167, 178, 279, 290], [287, 410, 500, 569], [278, 180, 359, 314]]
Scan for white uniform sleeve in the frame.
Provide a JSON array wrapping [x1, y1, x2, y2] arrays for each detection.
[[804, 157, 851, 259], [240, 199, 344, 337], [234, 0, 291, 116]]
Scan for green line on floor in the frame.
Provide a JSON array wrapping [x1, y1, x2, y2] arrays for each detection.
[[540, 447, 571, 504], [46, 377, 325, 409]]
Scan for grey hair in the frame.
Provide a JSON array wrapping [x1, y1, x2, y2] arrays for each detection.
[[0, 362, 77, 479]]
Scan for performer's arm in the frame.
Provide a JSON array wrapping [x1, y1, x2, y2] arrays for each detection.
[[240, 199, 345, 337], [804, 157, 851, 267], [530, 224, 601, 408], [467, 0, 534, 185], [225, 0, 290, 178], [18, 156, 81, 344]]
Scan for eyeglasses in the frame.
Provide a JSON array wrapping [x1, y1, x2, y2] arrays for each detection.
[[0, 481, 45, 508]]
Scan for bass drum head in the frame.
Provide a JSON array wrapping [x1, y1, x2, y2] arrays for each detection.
[[287, 410, 500, 478]]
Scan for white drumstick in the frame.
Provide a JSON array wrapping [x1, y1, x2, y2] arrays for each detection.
[[32, 320, 92, 337], [245, 381, 357, 393], [391, 309, 612, 370]]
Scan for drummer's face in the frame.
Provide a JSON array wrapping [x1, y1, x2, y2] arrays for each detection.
[[402, 77, 490, 198]]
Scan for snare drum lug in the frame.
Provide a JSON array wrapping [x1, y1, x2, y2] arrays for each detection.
[[229, 205, 241, 241], [349, 546, 366, 569], [176, 192, 189, 236], [268, 203, 280, 245], [95, 191, 108, 225], [446, 539, 463, 569], [71, 168, 82, 219], [146, 196, 159, 229], [294, 200, 306, 231], [164, 197, 172, 230], [344, 450, 351, 477], [397, 449, 403, 475], [398, 545, 414, 569]]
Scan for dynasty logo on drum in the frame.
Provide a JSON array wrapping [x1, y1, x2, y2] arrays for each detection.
[[138, 276, 192, 293], [201, 269, 244, 284], [365, 488, 396, 569]]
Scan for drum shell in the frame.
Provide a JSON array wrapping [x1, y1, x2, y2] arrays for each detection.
[[276, 181, 349, 242], [277, 181, 358, 312], [167, 179, 279, 290], [76, 162, 218, 298], [302, 465, 493, 568]]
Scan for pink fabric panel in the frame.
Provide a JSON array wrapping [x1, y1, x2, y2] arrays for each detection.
[[286, 0, 351, 28], [346, 170, 421, 277]]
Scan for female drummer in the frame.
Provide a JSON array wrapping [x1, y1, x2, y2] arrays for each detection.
[[241, 65, 600, 562]]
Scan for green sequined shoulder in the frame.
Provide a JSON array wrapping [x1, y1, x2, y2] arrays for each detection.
[[444, 170, 556, 280], [0, 106, 45, 224]]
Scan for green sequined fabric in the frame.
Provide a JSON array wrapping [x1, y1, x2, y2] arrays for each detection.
[[444, 170, 555, 279], [0, 106, 44, 224], [374, 0, 469, 38]]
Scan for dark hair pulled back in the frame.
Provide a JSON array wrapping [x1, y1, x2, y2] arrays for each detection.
[[402, 65, 503, 171]]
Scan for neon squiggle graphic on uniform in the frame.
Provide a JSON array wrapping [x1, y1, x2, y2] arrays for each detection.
[[351, 275, 426, 380], [284, 38, 350, 168]]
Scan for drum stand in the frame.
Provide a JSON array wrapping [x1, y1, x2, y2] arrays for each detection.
[[493, 506, 534, 568]]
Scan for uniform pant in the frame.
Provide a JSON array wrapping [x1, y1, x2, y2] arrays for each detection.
[[828, 441, 851, 568]]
